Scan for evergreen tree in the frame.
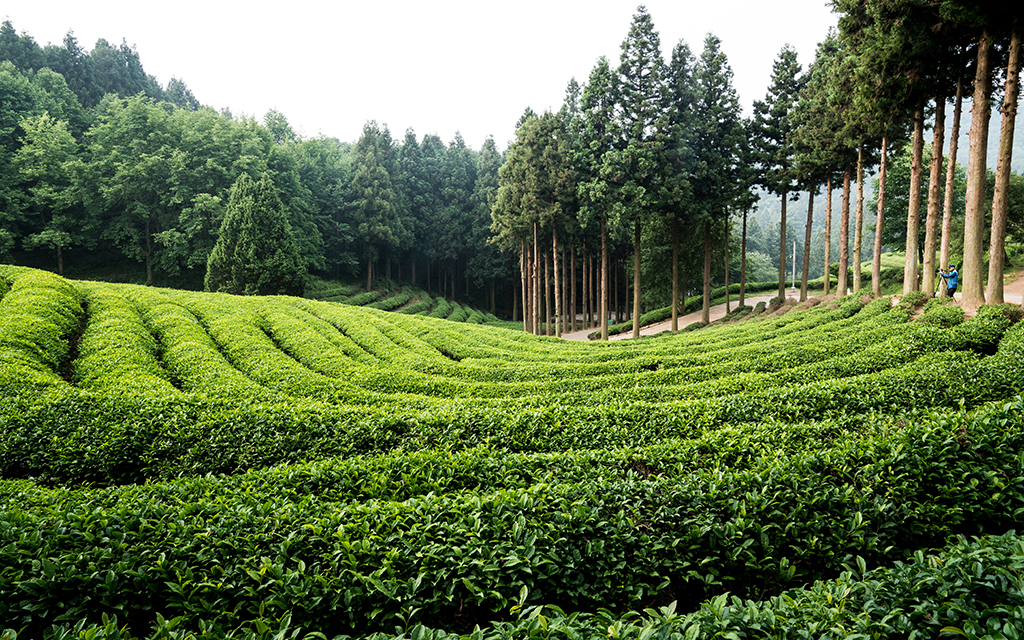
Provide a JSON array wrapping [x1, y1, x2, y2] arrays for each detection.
[[750, 45, 803, 300], [350, 121, 400, 290], [693, 33, 745, 323], [205, 173, 305, 295]]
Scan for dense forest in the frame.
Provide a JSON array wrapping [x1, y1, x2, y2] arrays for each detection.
[[1, 2, 1022, 335]]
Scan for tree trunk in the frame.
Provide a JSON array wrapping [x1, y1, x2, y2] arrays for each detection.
[[824, 176, 832, 296], [904, 101, 925, 294], [520, 244, 528, 331], [941, 77, 964, 297], [146, 219, 154, 285], [702, 219, 712, 324], [584, 244, 590, 329], [923, 94, 947, 298], [533, 222, 540, 334], [366, 254, 373, 292], [570, 247, 577, 333], [839, 165, 851, 296], [553, 227, 561, 338], [632, 219, 641, 339], [724, 217, 730, 314], [601, 218, 609, 341], [545, 250, 552, 336], [801, 189, 814, 301], [962, 30, 993, 310], [411, 255, 417, 288], [854, 144, 864, 293], [740, 210, 747, 307], [56, 245, 64, 277], [778, 190, 787, 300], [988, 21, 1020, 305], [427, 259, 432, 295], [873, 135, 889, 296], [671, 216, 680, 331]]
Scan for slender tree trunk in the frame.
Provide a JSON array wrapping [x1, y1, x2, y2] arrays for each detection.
[[584, 245, 591, 329], [601, 218, 609, 341], [570, 247, 577, 333], [702, 219, 712, 324], [778, 190, 787, 300], [904, 100, 925, 294], [545, 250, 552, 336], [520, 244, 528, 331], [740, 210, 747, 307], [366, 254, 373, 292], [56, 245, 64, 277], [411, 256, 417, 289], [923, 94, 947, 298], [963, 30, 993, 310], [632, 219, 641, 339], [824, 176, 832, 295], [839, 165, 851, 296], [553, 228, 561, 338], [854, 144, 864, 293], [801, 189, 814, 301], [988, 21, 1020, 305], [873, 135, 889, 296], [490, 277, 496, 315], [533, 222, 540, 334], [427, 259, 432, 295], [941, 77, 964, 297], [146, 220, 154, 285], [671, 216, 680, 331], [724, 217, 731, 314]]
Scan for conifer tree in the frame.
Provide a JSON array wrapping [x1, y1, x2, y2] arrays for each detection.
[[205, 172, 306, 296]]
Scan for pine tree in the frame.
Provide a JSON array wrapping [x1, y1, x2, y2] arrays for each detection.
[[205, 173, 306, 296]]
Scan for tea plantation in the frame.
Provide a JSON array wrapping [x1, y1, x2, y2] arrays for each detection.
[[2, 264, 1024, 639]]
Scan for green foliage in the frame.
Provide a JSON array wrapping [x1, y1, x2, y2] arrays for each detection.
[[204, 173, 306, 296]]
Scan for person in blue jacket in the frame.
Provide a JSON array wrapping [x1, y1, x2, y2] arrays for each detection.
[[939, 263, 959, 297]]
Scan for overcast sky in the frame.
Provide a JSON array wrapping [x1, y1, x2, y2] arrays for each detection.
[[4, 0, 839, 150]]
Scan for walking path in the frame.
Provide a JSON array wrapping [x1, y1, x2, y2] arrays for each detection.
[[561, 273, 1024, 342]]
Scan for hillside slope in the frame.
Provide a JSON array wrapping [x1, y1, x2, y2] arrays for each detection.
[[2, 264, 1024, 638]]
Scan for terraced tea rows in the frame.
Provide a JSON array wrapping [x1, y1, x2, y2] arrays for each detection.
[[1, 264, 1023, 638]]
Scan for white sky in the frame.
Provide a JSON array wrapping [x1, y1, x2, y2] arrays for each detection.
[[4, 0, 839, 150]]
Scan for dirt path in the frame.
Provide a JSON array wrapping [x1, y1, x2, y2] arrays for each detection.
[[560, 292, 786, 342], [562, 271, 1024, 342]]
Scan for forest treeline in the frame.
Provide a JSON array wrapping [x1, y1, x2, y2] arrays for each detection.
[[1, 2, 1022, 335]]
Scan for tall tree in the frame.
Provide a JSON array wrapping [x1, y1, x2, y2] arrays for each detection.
[[349, 121, 400, 290], [205, 172, 305, 296], [692, 33, 745, 323], [751, 45, 803, 301], [987, 21, 1021, 304], [576, 56, 620, 340], [614, 5, 666, 338]]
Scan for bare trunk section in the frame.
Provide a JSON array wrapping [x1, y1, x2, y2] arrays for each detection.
[[923, 94, 946, 297], [801, 189, 814, 301], [632, 219, 641, 339], [872, 135, 889, 296], [553, 228, 561, 338], [570, 247, 577, 333], [940, 78, 964, 297], [740, 210, 747, 307], [839, 165, 851, 297], [671, 216, 680, 331], [962, 30, 993, 310], [988, 22, 1020, 305], [544, 250, 552, 336], [904, 101, 925, 294], [724, 218, 730, 313], [601, 218, 609, 341], [854, 145, 864, 293], [824, 176, 832, 295], [778, 190, 787, 300], [702, 219, 712, 324]]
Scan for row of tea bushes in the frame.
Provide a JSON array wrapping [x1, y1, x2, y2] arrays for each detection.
[[8, 530, 1023, 639], [2, 398, 1023, 636]]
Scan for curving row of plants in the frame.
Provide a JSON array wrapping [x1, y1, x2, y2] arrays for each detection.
[[2, 397, 1023, 637]]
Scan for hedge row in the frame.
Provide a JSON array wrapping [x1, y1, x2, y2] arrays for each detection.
[[3, 397, 1023, 637], [10, 530, 1024, 639]]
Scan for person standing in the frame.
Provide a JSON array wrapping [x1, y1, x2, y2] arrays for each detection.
[[939, 263, 959, 298]]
